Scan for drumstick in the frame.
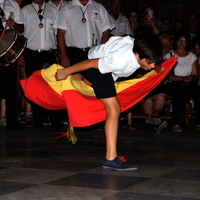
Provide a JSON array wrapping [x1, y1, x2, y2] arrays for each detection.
[[0, 12, 13, 41]]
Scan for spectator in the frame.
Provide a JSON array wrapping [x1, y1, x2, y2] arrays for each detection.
[[134, 0, 147, 20], [55, 0, 113, 69], [134, 3, 164, 37], [135, 31, 174, 134], [21, 0, 62, 129], [127, 9, 139, 36], [161, 17, 172, 34], [184, 12, 200, 41], [189, 35, 200, 86], [47, 0, 67, 14], [109, 0, 132, 37], [171, 19, 183, 48], [158, 31, 174, 58], [141, 88, 167, 134], [165, 30, 200, 132]]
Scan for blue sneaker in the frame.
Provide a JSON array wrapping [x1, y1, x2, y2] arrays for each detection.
[[102, 156, 138, 171]]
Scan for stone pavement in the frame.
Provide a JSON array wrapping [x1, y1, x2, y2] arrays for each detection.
[[0, 119, 200, 200]]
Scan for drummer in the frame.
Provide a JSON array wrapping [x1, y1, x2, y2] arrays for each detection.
[[0, 0, 25, 130], [0, 0, 24, 130], [0, 0, 24, 32]]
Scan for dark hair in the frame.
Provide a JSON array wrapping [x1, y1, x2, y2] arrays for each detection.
[[127, 8, 140, 21], [189, 35, 200, 50], [174, 30, 190, 43], [158, 31, 172, 40], [133, 32, 163, 63], [193, 35, 200, 46], [161, 17, 172, 22]]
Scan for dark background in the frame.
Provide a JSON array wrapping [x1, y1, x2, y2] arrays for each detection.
[[97, 0, 200, 20]]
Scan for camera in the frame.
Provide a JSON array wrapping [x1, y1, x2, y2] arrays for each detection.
[[147, 9, 154, 19]]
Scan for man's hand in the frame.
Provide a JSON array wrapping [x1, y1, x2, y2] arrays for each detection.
[[17, 55, 26, 67], [6, 18, 15, 27]]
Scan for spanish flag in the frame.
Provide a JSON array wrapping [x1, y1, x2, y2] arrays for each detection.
[[20, 57, 177, 127]]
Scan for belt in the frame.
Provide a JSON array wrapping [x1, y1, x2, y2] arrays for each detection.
[[68, 47, 90, 52], [81, 47, 90, 51], [27, 48, 57, 53]]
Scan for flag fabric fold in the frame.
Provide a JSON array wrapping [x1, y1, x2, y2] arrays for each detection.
[[20, 57, 177, 127]]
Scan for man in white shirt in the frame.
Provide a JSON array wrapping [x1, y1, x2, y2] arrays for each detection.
[[109, 0, 132, 37], [47, 0, 67, 14], [55, 0, 113, 68], [21, 0, 61, 129], [0, 0, 24, 31], [0, 0, 25, 130]]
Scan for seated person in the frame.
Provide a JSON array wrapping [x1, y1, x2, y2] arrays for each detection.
[[165, 30, 200, 132], [140, 83, 168, 134], [124, 68, 167, 134]]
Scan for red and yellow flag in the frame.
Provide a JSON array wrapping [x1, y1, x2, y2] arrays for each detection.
[[20, 57, 177, 127]]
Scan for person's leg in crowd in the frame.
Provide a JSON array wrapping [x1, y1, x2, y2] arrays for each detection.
[[0, 99, 6, 126], [126, 109, 137, 131], [141, 93, 168, 134], [4, 63, 22, 130], [141, 96, 161, 125], [171, 88, 184, 132], [0, 67, 6, 127]]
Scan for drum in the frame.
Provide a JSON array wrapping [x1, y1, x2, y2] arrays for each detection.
[[0, 30, 27, 67]]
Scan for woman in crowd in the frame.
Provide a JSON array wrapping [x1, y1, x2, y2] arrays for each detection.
[[165, 30, 200, 132]]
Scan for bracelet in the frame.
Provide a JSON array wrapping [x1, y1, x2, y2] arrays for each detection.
[[151, 24, 156, 27]]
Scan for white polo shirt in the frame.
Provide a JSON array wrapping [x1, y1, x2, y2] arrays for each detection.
[[110, 13, 132, 36], [22, 2, 57, 51], [55, 0, 113, 48], [88, 36, 140, 81]]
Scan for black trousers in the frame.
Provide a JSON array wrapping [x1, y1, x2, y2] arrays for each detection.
[[66, 47, 89, 65], [165, 81, 200, 125], [0, 62, 19, 127], [23, 48, 63, 126], [23, 48, 57, 77]]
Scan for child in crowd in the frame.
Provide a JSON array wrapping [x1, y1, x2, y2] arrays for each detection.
[[55, 32, 163, 171]]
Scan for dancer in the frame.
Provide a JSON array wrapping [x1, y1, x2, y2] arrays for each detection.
[[55, 32, 164, 171]]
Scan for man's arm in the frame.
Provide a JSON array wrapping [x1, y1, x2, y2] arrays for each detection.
[[57, 28, 70, 68], [6, 18, 24, 33], [56, 59, 99, 81], [100, 29, 110, 44]]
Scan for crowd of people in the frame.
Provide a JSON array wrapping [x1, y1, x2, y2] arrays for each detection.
[[1, 0, 200, 171]]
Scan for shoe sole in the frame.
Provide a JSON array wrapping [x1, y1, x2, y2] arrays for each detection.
[[102, 166, 138, 172], [196, 126, 200, 131], [173, 125, 182, 133], [155, 121, 168, 135], [145, 118, 161, 126]]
